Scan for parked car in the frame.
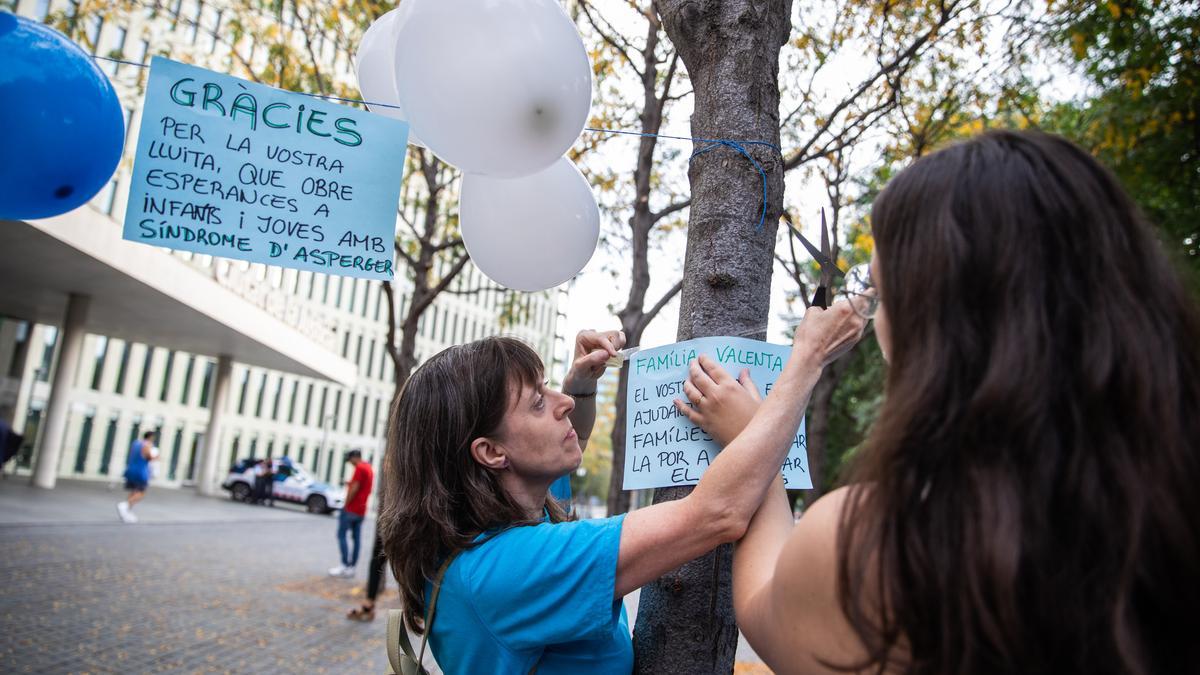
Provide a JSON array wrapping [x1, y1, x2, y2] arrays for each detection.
[[221, 457, 344, 514]]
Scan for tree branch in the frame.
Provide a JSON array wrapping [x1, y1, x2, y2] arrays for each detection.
[[578, 0, 645, 80], [650, 198, 691, 224], [638, 279, 683, 333]]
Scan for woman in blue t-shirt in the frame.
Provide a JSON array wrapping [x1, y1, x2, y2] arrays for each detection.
[[378, 314, 865, 673]]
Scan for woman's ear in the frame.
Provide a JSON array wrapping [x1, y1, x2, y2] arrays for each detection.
[[470, 437, 509, 471]]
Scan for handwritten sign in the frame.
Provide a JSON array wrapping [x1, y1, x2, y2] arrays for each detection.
[[123, 57, 408, 280], [622, 336, 810, 490]]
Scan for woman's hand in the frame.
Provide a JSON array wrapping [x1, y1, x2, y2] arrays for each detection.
[[563, 329, 626, 395], [791, 300, 868, 368], [673, 356, 763, 447]]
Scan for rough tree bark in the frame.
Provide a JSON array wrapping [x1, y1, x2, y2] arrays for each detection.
[[633, 1, 792, 672]]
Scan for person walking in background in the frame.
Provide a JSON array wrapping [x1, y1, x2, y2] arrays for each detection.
[[261, 457, 275, 507], [250, 459, 264, 504], [116, 430, 157, 524], [346, 465, 574, 621], [329, 449, 373, 579]]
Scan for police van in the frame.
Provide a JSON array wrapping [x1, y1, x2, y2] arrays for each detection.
[[221, 457, 344, 515]]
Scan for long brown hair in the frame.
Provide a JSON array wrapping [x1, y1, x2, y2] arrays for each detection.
[[838, 130, 1200, 674], [378, 337, 567, 633]]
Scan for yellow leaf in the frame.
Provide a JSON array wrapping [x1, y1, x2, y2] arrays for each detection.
[[1071, 32, 1087, 60], [1107, 2, 1121, 19]]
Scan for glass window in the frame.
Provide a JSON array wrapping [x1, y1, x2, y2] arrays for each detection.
[[209, 9, 222, 53], [303, 383, 314, 425], [7, 320, 29, 377], [180, 355, 195, 405], [199, 360, 214, 408], [237, 368, 250, 414], [348, 279, 358, 314], [159, 350, 176, 402], [137, 346, 155, 397], [341, 330, 350, 357], [90, 336, 108, 390], [287, 380, 299, 423], [372, 398, 382, 438], [188, 0, 204, 43], [38, 326, 58, 382], [355, 334, 363, 368], [186, 431, 203, 481], [378, 342, 388, 381], [345, 393, 356, 433], [271, 376, 283, 420], [359, 395, 369, 436], [104, 26, 127, 76], [254, 372, 268, 417], [365, 339, 375, 380], [332, 390, 342, 430], [98, 414, 120, 475], [86, 15, 103, 54], [73, 412, 96, 473], [167, 428, 184, 480]]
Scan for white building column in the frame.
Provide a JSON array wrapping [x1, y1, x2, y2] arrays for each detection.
[[195, 354, 232, 496], [31, 294, 90, 489]]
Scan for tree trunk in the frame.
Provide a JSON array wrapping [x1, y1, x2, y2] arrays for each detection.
[[633, 1, 792, 672]]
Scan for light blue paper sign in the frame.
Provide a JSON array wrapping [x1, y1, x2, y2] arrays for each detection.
[[123, 57, 408, 280], [622, 336, 810, 490]]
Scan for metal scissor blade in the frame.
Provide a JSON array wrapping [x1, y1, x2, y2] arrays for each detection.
[[786, 220, 829, 266]]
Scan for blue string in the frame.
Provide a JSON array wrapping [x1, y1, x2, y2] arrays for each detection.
[[688, 139, 774, 231], [92, 54, 777, 229]]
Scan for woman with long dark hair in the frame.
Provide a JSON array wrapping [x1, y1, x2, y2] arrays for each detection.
[[683, 129, 1200, 674], [378, 314, 865, 672]]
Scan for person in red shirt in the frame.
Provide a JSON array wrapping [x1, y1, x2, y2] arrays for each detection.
[[329, 449, 373, 579]]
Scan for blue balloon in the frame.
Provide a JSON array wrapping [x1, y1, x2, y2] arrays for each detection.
[[0, 12, 125, 220]]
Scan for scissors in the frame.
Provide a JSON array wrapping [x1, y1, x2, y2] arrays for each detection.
[[785, 208, 844, 309]]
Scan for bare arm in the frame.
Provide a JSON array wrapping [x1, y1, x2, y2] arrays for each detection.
[[562, 330, 625, 452], [614, 303, 865, 598], [737, 487, 868, 674]]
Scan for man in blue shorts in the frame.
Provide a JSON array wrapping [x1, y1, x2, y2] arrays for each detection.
[[117, 431, 157, 524]]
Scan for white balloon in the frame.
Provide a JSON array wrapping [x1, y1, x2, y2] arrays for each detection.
[[393, 0, 592, 177], [460, 158, 599, 292], [355, 7, 424, 147]]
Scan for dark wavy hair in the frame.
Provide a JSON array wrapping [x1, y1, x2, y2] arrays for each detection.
[[378, 337, 567, 634], [838, 130, 1200, 674]]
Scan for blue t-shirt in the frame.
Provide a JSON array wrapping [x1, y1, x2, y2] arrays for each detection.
[[124, 441, 150, 483], [426, 514, 631, 674]]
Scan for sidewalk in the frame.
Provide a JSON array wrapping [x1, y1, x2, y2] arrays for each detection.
[[0, 479, 769, 673], [0, 477, 313, 526]]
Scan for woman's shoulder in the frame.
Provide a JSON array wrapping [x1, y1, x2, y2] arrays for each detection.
[[451, 515, 628, 605], [469, 514, 626, 556]]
